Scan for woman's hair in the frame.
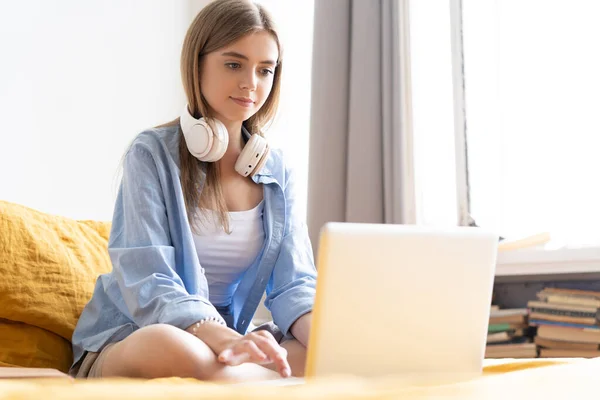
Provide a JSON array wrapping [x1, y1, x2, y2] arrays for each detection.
[[158, 0, 282, 234]]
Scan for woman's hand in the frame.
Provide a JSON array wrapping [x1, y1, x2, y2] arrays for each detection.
[[218, 330, 291, 378]]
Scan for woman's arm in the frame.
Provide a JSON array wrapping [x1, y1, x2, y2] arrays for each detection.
[[290, 312, 312, 347]]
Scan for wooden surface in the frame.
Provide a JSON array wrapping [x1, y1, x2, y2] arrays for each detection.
[[0, 358, 594, 399]]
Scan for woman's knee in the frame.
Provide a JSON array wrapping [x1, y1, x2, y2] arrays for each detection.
[[101, 323, 219, 379]]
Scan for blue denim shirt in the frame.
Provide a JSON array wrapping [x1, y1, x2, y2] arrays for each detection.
[[70, 125, 317, 370]]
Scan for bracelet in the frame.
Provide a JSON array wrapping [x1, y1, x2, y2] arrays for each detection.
[[190, 316, 226, 336]]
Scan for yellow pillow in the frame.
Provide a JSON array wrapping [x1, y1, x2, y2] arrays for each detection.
[[0, 321, 73, 372], [0, 200, 112, 372]]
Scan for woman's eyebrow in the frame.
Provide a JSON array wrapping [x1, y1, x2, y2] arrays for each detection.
[[221, 51, 276, 66]]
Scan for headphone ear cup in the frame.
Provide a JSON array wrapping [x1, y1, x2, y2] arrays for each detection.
[[180, 106, 215, 160], [235, 134, 269, 177], [201, 119, 229, 162], [180, 104, 230, 162]]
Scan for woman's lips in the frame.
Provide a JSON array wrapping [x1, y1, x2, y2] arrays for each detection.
[[230, 97, 254, 108]]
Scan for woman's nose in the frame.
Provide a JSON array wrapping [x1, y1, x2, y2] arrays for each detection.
[[239, 70, 258, 91]]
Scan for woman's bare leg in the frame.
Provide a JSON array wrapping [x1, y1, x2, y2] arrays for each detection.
[[99, 324, 281, 382]]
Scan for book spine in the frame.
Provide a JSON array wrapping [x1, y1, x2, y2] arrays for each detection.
[[529, 307, 596, 319]]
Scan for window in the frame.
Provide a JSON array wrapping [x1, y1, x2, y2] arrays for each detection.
[[459, 0, 600, 275], [462, 0, 600, 250], [408, 0, 600, 275], [409, 0, 461, 228]]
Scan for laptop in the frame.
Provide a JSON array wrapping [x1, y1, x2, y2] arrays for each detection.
[[240, 222, 498, 386]]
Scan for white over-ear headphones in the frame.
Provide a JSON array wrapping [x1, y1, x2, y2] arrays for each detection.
[[180, 105, 270, 177]]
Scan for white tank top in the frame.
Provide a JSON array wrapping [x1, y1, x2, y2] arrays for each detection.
[[192, 201, 265, 306]]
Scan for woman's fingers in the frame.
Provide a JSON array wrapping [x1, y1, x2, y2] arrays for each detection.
[[251, 331, 291, 377], [219, 340, 268, 366]]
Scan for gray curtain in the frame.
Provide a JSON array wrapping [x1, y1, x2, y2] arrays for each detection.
[[307, 0, 408, 251]]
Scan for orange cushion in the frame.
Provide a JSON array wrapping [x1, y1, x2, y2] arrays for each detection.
[[0, 200, 111, 372]]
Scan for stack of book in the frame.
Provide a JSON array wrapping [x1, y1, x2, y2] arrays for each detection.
[[485, 306, 536, 358], [529, 287, 600, 358]]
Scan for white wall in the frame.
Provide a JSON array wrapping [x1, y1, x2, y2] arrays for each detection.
[[0, 1, 193, 220], [1, 1, 313, 224]]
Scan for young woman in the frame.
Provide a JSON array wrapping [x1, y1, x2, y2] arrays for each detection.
[[70, 0, 316, 382]]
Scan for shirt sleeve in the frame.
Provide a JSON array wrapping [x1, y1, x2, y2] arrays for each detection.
[[107, 144, 224, 330], [264, 163, 317, 336]]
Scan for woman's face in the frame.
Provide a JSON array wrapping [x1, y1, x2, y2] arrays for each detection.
[[200, 31, 279, 125]]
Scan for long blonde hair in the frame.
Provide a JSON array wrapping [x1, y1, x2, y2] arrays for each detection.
[[158, 0, 282, 234]]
